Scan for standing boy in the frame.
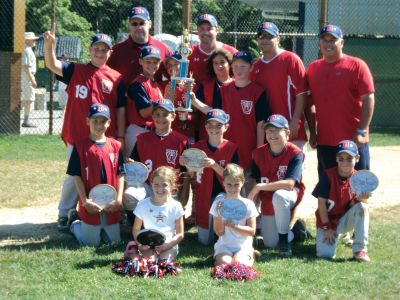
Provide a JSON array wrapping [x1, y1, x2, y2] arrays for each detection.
[[312, 140, 371, 262], [125, 45, 163, 159], [43, 29, 126, 230], [68, 103, 124, 247], [248, 114, 305, 258]]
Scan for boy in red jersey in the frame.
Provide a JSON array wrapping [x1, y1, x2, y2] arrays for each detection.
[[191, 51, 269, 174], [312, 140, 371, 262], [68, 103, 124, 246], [125, 45, 164, 159], [130, 99, 189, 207], [248, 114, 305, 258], [180, 109, 238, 245], [44, 28, 126, 231]]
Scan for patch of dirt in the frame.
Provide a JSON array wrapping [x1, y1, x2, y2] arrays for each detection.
[[1, 146, 399, 247]]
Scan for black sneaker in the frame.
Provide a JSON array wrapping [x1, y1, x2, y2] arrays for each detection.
[[278, 242, 292, 258], [67, 209, 79, 229], [57, 216, 69, 232], [292, 219, 313, 243]]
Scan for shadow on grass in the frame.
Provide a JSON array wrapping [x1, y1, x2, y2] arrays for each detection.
[[0, 222, 133, 252]]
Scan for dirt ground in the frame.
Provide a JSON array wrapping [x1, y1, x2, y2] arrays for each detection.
[[1, 146, 399, 247]]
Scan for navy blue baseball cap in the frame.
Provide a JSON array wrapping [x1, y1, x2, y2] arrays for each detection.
[[91, 34, 113, 49], [257, 21, 279, 37], [153, 98, 175, 113], [336, 140, 359, 157], [196, 14, 218, 27], [232, 51, 253, 64], [164, 51, 182, 65], [320, 24, 343, 39], [129, 6, 150, 21], [264, 114, 289, 129], [206, 109, 230, 125], [88, 103, 111, 119], [140, 46, 161, 59]]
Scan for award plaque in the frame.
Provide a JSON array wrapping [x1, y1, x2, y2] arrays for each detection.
[[137, 228, 166, 249], [124, 161, 149, 186], [88, 184, 117, 207], [350, 170, 379, 197], [182, 148, 207, 172], [219, 198, 247, 224]]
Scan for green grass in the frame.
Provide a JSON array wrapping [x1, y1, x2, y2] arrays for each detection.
[[1, 205, 399, 299], [369, 127, 400, 146]]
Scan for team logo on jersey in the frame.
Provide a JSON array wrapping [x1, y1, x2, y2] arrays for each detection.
[[194, 57, 200, 62], [277, 166, 288, 180], [241, 100, 253, 115], [219, 160, 226, 167], [166, 149, 178, 164], [101, 79, 113, 94]]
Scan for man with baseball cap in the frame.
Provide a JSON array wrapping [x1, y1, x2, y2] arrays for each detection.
[[21, 32, 39, 128], [312, 139, 371, 262], [307, 24, 375, 179], [43, 28, 126, 231], [107, 6, 171, 85], [250, 21, 309, 154], [189, 13, 237, 87]]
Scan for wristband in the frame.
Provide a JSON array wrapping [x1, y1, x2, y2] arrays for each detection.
[[322, 222, 332, 230], [356, 128, 367, 137]]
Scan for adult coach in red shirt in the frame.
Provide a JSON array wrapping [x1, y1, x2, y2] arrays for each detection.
[[250, 21, 308, 152], [44, 29, 126, 231], [107, 6, 171, 85], [307, 25, 375, 178], [189, 13, 237, 87]]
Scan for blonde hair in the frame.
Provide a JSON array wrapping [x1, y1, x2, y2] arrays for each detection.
[[150, 166, 178, 191], [222, 163, 245, 183]]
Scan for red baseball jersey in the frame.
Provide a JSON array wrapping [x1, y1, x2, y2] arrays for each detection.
[[62, 63, 122, 145], [250, 51, 308, 142], [189, 43, 237, 87], [220, 81, 264, 170], [307, 54, 375, 146], [136, 130, 188, 178], [75, 138, 122, 225], [127, 74, 163, 127], [314, 167, 356, 230], [193, 139, 238, 228], [252, 142, 305, 216], [107, 35, 170, 85]]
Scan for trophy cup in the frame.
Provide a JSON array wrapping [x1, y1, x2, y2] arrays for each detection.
[[171, 28, 194, 120]]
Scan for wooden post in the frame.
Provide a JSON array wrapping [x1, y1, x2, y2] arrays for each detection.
[[48, 0, 56, 135], [182, 0, 191, 31]]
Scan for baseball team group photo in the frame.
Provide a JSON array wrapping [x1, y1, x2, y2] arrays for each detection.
[[1, 0, 399, 298]]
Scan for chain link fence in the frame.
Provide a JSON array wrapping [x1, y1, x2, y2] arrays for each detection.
[[1, 0, 399, 135]]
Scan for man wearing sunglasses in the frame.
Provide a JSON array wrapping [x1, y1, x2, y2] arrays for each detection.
[[108, 6, 171, 86], [250, 21, 308, 154]]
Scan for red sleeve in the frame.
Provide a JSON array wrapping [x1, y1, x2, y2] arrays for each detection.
[[289, 54, 307, 96], [356, 59, 375, 97]]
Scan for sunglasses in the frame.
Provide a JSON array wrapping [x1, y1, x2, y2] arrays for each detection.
[[256, 33, 275, 40], [130, 21, 146, 27]]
